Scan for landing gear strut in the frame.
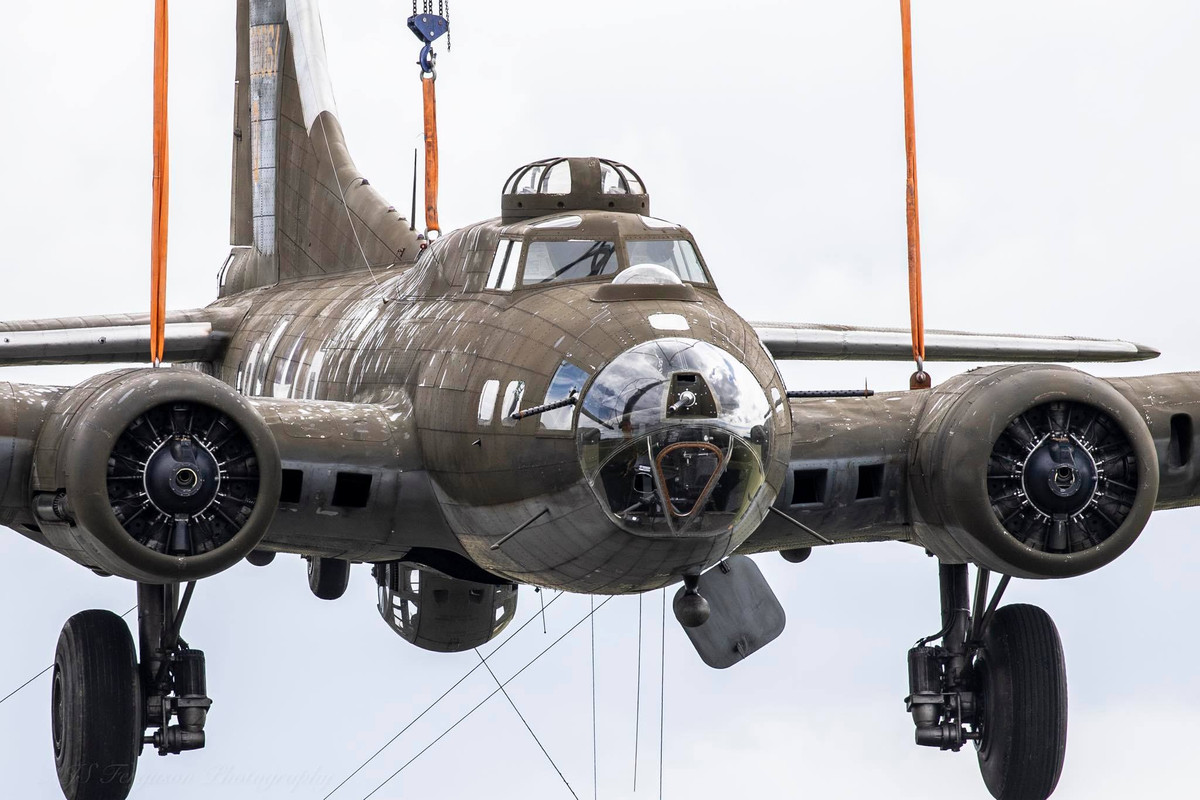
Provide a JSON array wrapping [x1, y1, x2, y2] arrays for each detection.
[[137, 582, 212, 756], [905, 563, 1067, 800], [51, 583, 213, 800]]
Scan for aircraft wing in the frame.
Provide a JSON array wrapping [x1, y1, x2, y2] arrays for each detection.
[[0, 367, 443, 583], [752, 321, 1159, 362], [0, 307, 244, 366], [739, 364, 1200, 580]]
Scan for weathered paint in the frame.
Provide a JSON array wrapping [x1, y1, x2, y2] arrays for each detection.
[[209, 207, 792, 593], [0, 0, 1196, 599]]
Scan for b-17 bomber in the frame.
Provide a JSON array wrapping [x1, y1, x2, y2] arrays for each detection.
[[1, 2, 1197, 799]]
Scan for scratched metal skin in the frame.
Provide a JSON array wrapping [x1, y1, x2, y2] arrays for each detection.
[[7, 6, 1200, 799], [207, 208, 792, 593], [0, 0, 1198, 597]]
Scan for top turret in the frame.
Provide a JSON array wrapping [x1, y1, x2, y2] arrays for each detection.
[[501, 157, 648, 222]]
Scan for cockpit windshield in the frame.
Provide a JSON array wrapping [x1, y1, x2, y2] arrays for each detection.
[[626, 239, 707, 284], [522, 240, 619, 285], [486, 231, 711, 290]]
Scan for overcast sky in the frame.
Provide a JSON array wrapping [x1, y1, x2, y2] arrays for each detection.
[[2, 2, 1199, 798]]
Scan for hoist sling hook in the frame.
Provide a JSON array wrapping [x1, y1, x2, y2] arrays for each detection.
[[407, 13, 448, 74]]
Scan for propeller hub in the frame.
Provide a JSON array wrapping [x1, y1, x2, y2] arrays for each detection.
[[1022, 434, 1098, 516], [144, 436, 221, 516]]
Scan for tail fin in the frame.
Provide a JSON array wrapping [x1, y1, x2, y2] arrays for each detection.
[[222, 0, 421, 295]]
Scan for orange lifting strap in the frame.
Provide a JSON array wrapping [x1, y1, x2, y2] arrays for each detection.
[[150, 0, 170, 366], [422, 74, 440, 236], [900, 0, 930, 390]]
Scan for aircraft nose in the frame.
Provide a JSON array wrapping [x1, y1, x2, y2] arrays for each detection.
[[575, 338, 776, 539]]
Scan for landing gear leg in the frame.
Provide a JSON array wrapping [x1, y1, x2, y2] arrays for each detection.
[[906, 563, 974, 749], [904, 563, 1067, 800], [137, 582, 213, 757]]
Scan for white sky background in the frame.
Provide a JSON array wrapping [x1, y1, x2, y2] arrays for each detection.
[[1, 1, 1199, 798]]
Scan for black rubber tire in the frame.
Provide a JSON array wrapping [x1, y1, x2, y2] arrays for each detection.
[[307, 557, 351, 600], [52, 610, 142, 800], [975, 604, 1068, 800]]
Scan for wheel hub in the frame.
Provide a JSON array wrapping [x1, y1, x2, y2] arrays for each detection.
[[51, 665, 64, 759]]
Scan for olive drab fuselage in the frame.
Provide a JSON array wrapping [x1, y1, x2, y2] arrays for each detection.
[[211, 210, 792, 593]]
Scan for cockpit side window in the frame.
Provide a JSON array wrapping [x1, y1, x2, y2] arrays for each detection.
[[486, 239, 523, 290], [521, 240, 619, 285], [626, 239, 709, 284]]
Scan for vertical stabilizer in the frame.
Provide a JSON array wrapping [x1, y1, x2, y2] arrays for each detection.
[[222, 0, 422, 296]]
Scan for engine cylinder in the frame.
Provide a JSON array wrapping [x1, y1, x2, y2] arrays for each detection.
[[909, 365, 1158, 578], [32, 369, 281, 582]]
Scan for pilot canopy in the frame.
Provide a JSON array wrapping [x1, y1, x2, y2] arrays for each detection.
[[501, 157, 649, 222]]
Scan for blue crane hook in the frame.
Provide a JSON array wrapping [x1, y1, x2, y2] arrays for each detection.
[[407, 13, 449, 74]]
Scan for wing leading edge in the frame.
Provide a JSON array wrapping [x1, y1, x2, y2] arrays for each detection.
[[0, 307, 244, 366], [752, 321, 1159, 363]]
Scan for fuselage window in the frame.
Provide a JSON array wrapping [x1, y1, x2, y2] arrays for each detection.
[[501, 380, 526, 426], [626, 239, 708, 284], [539, 361, 590, 431], [522, 240, 619, 285], [478, 379, 500, 424], [486, 239, 523, 290]]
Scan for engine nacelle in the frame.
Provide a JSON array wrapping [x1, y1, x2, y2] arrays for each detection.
[[31, 369, 281, 582], [910, 365, 1159, 578]]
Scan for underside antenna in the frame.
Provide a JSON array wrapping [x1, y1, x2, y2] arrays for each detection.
[[591, 595, 598, 800], [0, 606, 136, 708], [360, 596, 616, 799], [659, 589, 666, 799], [475, 649, 580, 799], [322, 592, 566, 799], [633, 593, 643, 792]]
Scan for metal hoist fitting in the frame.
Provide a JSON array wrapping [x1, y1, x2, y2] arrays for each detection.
[[408, 1, 450, 74]]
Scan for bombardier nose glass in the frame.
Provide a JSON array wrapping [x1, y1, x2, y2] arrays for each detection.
[[576, 339, 773, 537]]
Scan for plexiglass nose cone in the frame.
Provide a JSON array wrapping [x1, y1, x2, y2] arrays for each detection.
[[576, 338, 775, 539]]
